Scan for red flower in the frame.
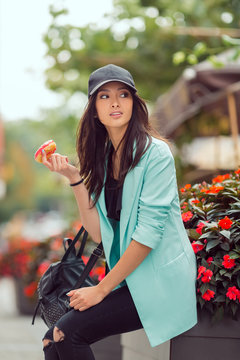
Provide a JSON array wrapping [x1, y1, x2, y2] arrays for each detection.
[[226, 286, 240, 301], [206, 257, 213, 265], [192, 242, 204, 254], [201, 186, 224, 193], [201, 269, 213, 283], [51, 237, 63, 251], [202, 289, 215, 301], [222, 255, 235, 269], [82, 256, 89, 265], [196, 222, 206, 235], [37, 261, 51, 276], [182, 211, 193, 222], [218, 216, 233, 230], [191, 199, 200, 204], [180, 184, 191, 192], [24, 281, 38, 297], [90, 266, 106, 282], [212, 174, 230, 183], [207, 185, 224, 193], [197, 266, 213, 283], [197, 266, 206, 279], [235, 169, 240, 174]]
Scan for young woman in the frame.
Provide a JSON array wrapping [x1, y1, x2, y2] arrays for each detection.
[[41, 64, 197, 359]]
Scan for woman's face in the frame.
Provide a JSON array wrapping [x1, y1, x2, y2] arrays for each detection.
[[95, 81, 133, 134]]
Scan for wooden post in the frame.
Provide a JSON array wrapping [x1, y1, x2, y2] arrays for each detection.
[[227, 92, 240, 168]]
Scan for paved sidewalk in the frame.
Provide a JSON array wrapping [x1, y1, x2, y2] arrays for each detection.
[[0, 278, 122, 360], [0, 278, 46, 359], [0, 314, 47, 360]]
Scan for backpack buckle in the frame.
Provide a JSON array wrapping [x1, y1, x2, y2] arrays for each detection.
[[93, 247, 103, 257]]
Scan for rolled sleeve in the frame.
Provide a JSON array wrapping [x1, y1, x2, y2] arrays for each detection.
[[131, 142, 177, 249]]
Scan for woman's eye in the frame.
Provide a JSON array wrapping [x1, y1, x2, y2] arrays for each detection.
[[120, 92, 130, 98], [99, 94, 109, 99]]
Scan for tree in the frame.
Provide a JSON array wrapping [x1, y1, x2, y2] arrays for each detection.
[[43, 0, 240, 103]]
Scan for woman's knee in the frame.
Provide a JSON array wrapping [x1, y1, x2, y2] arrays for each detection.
[[42, 338, 52, 349], [53, 326, 65, 343]]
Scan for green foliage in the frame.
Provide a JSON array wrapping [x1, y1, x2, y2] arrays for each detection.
[[43, 0, 240, 106]]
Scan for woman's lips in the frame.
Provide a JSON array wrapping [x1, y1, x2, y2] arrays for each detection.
[[110, 112, 123, 118]]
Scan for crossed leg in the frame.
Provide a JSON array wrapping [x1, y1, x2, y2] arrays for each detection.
[[42, 286, 143, 360]]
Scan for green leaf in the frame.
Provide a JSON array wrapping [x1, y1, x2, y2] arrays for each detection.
[[231, 202, 240, 208], [230, 302, 238, 316], [200, 283, 209, 294], [201, 258, 211, 268], [187, 54, 198, 65], [228, 252, 240, 260], [214, 295, 225, 302], [232, 266, 240, 275], [220, 242, 230, 251], [193, 42, 207, 56], [211, 305, 224, 322], [215, 273, 223, 281], [173, 51, 185, 65], [206, 239, 220, 251], [187, 229, 200, 241], [237, 274, 240, 288], [222, 34, 240, 46], [224, 272, 232, 280], [199, 231, 217, 240], [219, 230, 231, 239], [220, 269, 227, 276]]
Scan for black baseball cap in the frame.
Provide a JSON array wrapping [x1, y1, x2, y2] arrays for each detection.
[[88, 64, 137, 98]]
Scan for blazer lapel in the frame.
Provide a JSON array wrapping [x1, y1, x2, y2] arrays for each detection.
[[97, 165, 144, 261], [120, 166, 144, 241]]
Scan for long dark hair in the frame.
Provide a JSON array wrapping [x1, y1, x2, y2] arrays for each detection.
[[76, 89, 165, 205]]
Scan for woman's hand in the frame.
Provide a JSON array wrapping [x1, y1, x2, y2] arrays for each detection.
[[67, 285, 106, 311], [41, 150, 80, 183]]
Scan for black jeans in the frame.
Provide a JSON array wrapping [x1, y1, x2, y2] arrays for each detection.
[[43, 285, 143, 360]]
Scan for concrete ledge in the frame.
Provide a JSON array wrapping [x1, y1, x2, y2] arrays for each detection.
[[121, 329, 170, 360]]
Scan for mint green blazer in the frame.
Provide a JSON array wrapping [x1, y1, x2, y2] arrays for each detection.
[[95, 137, 197, 347]]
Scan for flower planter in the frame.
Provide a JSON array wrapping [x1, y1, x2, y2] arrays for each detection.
[[170, 311, 240, 360], [121, 311, 240, 360], [14, 278, 37, 315]]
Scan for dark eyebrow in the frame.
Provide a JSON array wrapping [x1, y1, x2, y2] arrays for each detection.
[[98, 86, 129, 92]]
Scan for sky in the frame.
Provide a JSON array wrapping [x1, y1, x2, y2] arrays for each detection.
[[0, 0, 114, 121]]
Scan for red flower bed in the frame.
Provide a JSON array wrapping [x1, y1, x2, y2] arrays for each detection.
[[0, 221, 106, 301], [180, 169, 240, 320]]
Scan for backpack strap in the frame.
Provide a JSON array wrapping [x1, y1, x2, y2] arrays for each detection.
[[62, 226, 85, 262], [73, 242, 103, 289], [77, 230, 88, 258], [32, 300, 40, 325]]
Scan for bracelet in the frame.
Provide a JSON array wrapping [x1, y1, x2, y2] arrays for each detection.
[[69, 178, 84, 187]]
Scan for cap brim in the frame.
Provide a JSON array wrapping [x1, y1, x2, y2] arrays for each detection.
[[89, 79, 137, 97]]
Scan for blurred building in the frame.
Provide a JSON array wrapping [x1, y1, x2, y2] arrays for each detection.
[[152, 49, 240, 182]]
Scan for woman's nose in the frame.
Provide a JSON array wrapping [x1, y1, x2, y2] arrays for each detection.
[[111, 96, 120, 108], [111, 102, 119, 108]]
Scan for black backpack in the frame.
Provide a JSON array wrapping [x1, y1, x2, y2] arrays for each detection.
[[32, 226, 103, 328]]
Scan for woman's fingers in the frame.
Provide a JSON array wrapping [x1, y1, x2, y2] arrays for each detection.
[[41, 150, 53, 170], [41, 151, 79, 180], [42, 151, 69, 173]]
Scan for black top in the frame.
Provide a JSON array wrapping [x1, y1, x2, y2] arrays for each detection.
[[105, 175, 123, 221]]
